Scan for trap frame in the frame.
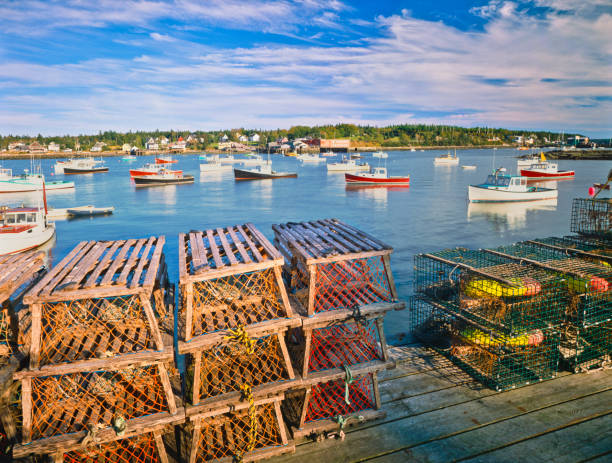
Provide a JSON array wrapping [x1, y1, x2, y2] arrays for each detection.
[[178, 224, 299, 353], [22, 238, 172, 371], [272, 219, 401, 318], [570, 198, 612, 239], [410, 297, 560, 391], [530, 235, 612, 258], [188, 395, 294, 463], [558, 320, 611, 373]]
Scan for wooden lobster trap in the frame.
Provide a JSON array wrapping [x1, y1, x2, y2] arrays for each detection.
[[178, 224, 299, 353], [282, 371, 383, 439], [22, 238, 173, 370], [188, 395, 294, 463], [272, 219, 401, 318]]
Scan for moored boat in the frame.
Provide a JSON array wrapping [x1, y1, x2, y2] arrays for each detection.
[[130, 163, 182, 177], [133, 170, 194, 186], [327, 157, 370, 172], [67, 205, 115, 217], [320, 150, 336, 157], [517, 152, 543, 168], [62, 158, 108, 174], [238, 154, 268, 165], [461, 165, 477, 170], [234, 164, 297, 180], [372, 151, 388, 159], [0, 206, 55, 255], [200, 155, 233, 172], [0, 170, 74, 193], [468, 169, 558, 203], [297, 153, 325, 162], [519, 158, 575, 179], [155, 154, 178, 164], [345, 167, 409, 185], [434, 151, 459, 165]]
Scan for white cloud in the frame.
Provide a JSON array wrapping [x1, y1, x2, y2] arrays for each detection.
[[150, 32, 176, 42]]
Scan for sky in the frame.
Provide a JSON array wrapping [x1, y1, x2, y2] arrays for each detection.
[[0, 0, 610, 137]]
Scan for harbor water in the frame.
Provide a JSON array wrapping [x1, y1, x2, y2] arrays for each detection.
[[1, 148, 608, 342]]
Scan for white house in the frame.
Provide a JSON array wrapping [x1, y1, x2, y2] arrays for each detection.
[[122, 143, 132, 152], [90, 142, 105, 152], [8, 142, 27, 151], [238, 135, 248, 142], [47, 142, 61, 152], [146, 137, 159, 150], [159, 136, 169, 146], [171, 136, 186, 150], [219, 133, 229, 142], [248, 134, 260, 143]]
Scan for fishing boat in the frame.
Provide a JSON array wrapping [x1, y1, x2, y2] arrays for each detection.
[[129, 163, 182, 177], [468, 168, 558, 203], [350, 154, 362, 159], [238, 154, 268, 165], [297, 153, 325, 163], [461, 165, 477, 170], [61, 158, 108, 174], [327, 157, 370, 172], [372, 151, 389, 159], [434, 151, 459, 165], [199, 155, 233, 172], [519, 154, 575, 179], [133, 170, 194, 186], [234, 163, 297, 180], [284, 152, 298, 157], [0, 170, 74, 193], [517, 152, 543, 168], [320, 150, 336, 157], [218, 155, 241, 164], [345, 167, 409, 186], [121, 154, 137, 161], [0, 205, 55, 255], [155, 154, 178, 164], [67, 205, 115, 217]]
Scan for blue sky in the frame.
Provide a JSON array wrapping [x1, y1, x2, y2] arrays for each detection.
[[0, 0, 610, 137]]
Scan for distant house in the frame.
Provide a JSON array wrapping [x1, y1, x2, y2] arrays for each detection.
[[28, 142, 47, 153], [122, 143, 132, 152], [219, 134, 229, 142], [171, 136, 186, 151], [90, 142, 106, 152], [159, 136, 169, 146], [47, 142, 61, 152], [186, 134, 198, 145], [63, 148, 73, 153], [249, 134, 260, 143], [8, 142, 27, 151], [146, 137, 159, 151], [238, 135, 248, 142]]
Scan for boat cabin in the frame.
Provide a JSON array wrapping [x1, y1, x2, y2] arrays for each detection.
[[0, 207, 44, 232], [372, 167, 387, 176], [482, 173, 529, 191]]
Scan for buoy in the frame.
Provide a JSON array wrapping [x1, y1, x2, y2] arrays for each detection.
[[588, 186, 595, 196]]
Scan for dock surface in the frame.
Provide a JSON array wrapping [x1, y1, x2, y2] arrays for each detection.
[[268, 344, 612, 463]]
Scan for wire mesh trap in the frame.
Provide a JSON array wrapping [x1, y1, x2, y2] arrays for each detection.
[[62, 432, 167, 463], [410, 297, 560, 391], [187, 333, 294, 406], [190, 400, 292, 463], [570, 198, 612, 239], [558, 320, 612, 373]]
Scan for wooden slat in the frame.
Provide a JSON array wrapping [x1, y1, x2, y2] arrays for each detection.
[[206, 229, 224, 269], [227, 226, 252, 264], [143, 236, 165, 289], [84, 240, 124, 288], [189, 232, 204, 273], [216, 227, 238, 265], [60, 241, 110, 290], [272, 224, 313, 261], [331, 218, 392, 250], [245, 222, 283, 260], [314, 219, 367, 252], [178, 233, 188, 280], [100, 239, 137, 286], [116, 238, 147, 286], [38, 241, 96, 297], [236, 224, 264, 262], [129, 237, 156, 289]]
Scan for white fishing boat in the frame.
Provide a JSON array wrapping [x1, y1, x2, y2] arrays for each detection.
[[218, 155, 241, 164], [121, 154, 137, 161], [297, 153, 325, 163], [238, 154, 269, 165], [468, 168, 558, 203], [0, 205, 55, 255], [327, 157, 370, 172], [461, 165, 477, 170], [517, 153, 542, 168], [54, 158, 108, 174], [67, 205, 115, 217], [372, 151, 389, 159], [200, 155, 233, 172], [320, 150, 336, 157], [0, 169, 74, 193], [434, 151, 459, 165]]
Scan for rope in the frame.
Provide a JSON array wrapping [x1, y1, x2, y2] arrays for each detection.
[[224, 325, 256, 355], [342, 365, 354, 405], [233, 384, 258, 463], [350, 304, 367, 326]]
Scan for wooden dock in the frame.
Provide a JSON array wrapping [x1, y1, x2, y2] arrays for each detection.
[[266, 343, 612, 463]]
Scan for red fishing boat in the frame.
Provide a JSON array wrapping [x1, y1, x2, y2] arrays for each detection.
[[519, 162, 575, 179], [345, 167, 410, 185], [129, 163, 182, 177], [155, 155, 178, 164]]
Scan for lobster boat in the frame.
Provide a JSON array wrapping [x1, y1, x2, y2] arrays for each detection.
[[130, 163, 182, 177], [133, 170, 194, 186], [468, 169, 558, 203], [344, 167, 409, 186], [0, 170, 74, 193], [519, 162, 575, 179], [0, 206, 55, 255], [327, 157, 370, 172], [155, 155, 178, 164], [434, 151, 459, 165], [62, 158, 108, 174], [234, 164, 297, 180]]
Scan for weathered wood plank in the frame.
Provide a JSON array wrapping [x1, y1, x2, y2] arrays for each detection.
[[227, 226, 251, 264], [83, 240, 123, 288], [236, 224, 264, 262], [217, 228, 238, 265]]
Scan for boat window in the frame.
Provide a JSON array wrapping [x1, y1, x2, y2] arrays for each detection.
[[486, 175, 510, 186], [27, 213, 36, 222], [17, 213, 26, 223], [6, 214, 16, 224]]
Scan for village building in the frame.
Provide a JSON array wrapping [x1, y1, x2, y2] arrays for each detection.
[[47, 142, 61, 152], [238, 134, 248, 142], [90, 141, 106, 152], [8, 142, 28, 151], [146, 137, 159, 150], [28, 141, 47, 153], [248, 133, 260, 143], [159, 136, 169, 146], [63, 148, 73, 153], [219, 133, 229, 142], [171, 136, 186, 150], [122, 143, 132, 152]]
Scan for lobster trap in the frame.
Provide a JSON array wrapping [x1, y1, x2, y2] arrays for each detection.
[[570, 198, 612, 239], [410, 297, 560, 391], [185, 330, 296, 413], [189, 396, 294, 463], [531, 235, 612, 257], [178, 224, 298, 352], [272, 219, 400, 317], [60, 431, 169, 463], [558, 320, 612, 373], [282, 372, 383, 439], [22, 237, 172, 370], [0, 251, 45, 361], [414, 249, 567, 334], [489, 242, 611, 327]]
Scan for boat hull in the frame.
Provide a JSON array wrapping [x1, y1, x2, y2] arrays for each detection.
[[0, 179, 74, 193], [345, 173, 410, 185], [468, 185, 558, 203], [327, 164, 369, 172], [200, 164, 232, 172], [519, 169, 575, 179], [133, 175, 194, 186], [155, 158, 177, 164], [63, 167, 109, 174], [233, 168, 297, 180], [0, 223, 56, 255]]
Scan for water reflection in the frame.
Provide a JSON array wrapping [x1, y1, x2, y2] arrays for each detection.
[[345, 184, 410, 206], [467, 199, 558, 231], [143, 185, 178, 205]]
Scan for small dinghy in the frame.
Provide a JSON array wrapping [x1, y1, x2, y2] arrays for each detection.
[[66, 205, 115, 217]]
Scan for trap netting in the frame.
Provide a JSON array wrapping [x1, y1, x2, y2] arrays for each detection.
[[558, 320, 612, 373], [0, 305, 13, 359], [192, 402, 285, 462], [29, 364, 169, 441], [186, 268, 287, 338], [303, 374, 377, 424], [494, 242, 611, 327], [307, 256, 392, 314], [289, 319, 384, 375], [414, 250, 567, 334], [532, 235, 612, 257], [39, 294, 165, 366], [63, 432, 163, 463], [570, 198, 612, 239], [410, 298, 560, 391], [188, 334, 292, 404]]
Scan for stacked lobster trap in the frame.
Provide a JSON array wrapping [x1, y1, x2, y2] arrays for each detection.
[[0, 251, 46, 460], [11, 237, 180, 462], [570, 198, 611, 240], [412, 248, 564, 391], [177, 224, 300, 462], [491, 239, 611, 372], [272, 219, 403, 438]]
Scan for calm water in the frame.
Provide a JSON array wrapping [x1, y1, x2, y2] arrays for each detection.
[[3, 149, 609, 342]]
